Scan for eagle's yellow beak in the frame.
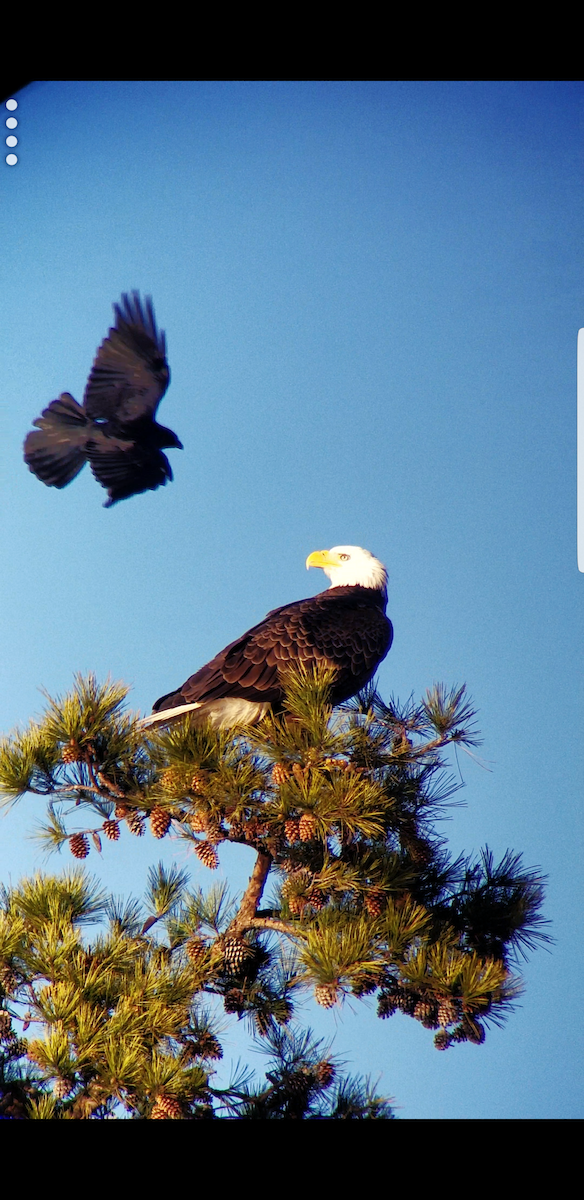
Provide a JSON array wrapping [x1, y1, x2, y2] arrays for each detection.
[[306, 550, 339, 570]]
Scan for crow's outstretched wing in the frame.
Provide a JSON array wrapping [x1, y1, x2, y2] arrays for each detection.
[[23, 392, 90, 488], [83, 292, 170, 426], [86, 434, 173, 508]]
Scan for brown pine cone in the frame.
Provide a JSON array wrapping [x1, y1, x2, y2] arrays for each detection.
[[316, 1060, 335, 1087], [188, 812, 206, 833], [189, 1031, 223, 1060], [271, 762, 290, 785], [437, 998, 459, 1028], [126, 811, 145, 836], [53, 1077, 74, 1100], [306, 886, 328, 911], [377, 991, 398, 1019], [298, 813, 317, 841], [186, 937, 208, 966], [160, 766, 187, 794], [222, 937, 251, 973], [0, 1012, 13, 1040], [364, 888, 385, 917], [284, 818, 300, 843], [434, 1030, 451, 1051], [149, 807, 172, 839], [102, 819, 120, 841], [254, 1010, 272, 1037], [195, 841, 219, 870], [151, 1094, 182, 1119], [69, 832, 90, 859], [204, 820, 223, 844], [314, 983, 340, 1009], [61, 739, 83, 763], [223, 988, 245, 1014], [414, 999, 438, 1027]]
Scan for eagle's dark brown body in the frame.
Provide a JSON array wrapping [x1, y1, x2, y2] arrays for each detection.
[[152, 583, 392, 718]]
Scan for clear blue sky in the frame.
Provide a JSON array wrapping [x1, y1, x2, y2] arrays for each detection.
[[1, 80, 582, 1118]]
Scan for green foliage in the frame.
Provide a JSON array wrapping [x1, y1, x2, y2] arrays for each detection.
[[0, 668, 549, 1117]]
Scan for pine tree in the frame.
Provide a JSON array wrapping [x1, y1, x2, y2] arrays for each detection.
[[0, 669, 549, 1118]]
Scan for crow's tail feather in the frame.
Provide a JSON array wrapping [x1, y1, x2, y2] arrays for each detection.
[[24, 392, 90, 488]]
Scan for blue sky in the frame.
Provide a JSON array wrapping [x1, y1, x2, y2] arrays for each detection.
[[0, 80, 582, 1118]]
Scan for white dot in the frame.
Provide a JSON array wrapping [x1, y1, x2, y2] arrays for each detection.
[[6, 154, 17, 166], [6, 117, 18, 129], [6, 136, 17, 148], [5, 99, 18, 111]]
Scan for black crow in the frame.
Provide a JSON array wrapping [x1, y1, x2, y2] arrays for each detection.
[[23, 292, 182, 507]]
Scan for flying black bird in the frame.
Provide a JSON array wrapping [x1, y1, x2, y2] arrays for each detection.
[[23, 293, 182, 506], [142, 546, 393, 730]]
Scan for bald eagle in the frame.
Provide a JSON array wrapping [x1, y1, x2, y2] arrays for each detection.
[[23, 292, 182, 507], [143, 546, 392, 730]]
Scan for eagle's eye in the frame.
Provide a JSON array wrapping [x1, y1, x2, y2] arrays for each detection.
[[339, 554, 350, 561]]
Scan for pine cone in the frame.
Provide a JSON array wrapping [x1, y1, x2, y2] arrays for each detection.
[[151, 1094, 182, 1119], [364, 888, 385, 917], [299, 812, 317, 841], [254, 1010, 273, 1037], [409, 839, 433, 865], [195, 841, 219, 870], [434, 1030, 451, 1051], [284, 818, 300, 843], [186, 937, 208, 967], [316, 1060, 335, 1088], [189, 1031, 223, 1060], [394, 988, 417, 1016], [282, 869, 313, 915], [160, 766, 187, 794], [306, 886, 327, 911], [0, 1012, 13, 1040], [102, 819, 120, 841], [126, 811, 145, 836], [352, 971, 380, 997], [459, 1015, 485, 1044], [190, 772, 207, 793], [377, 991, 398, 1019], [414, 999, 438, 1028], [53, 1077, 74, 1100], [223, 987, 245, 1014], [0, 966, 18, 996], [149, 807, 172, 839], [62, 739, 83, 763], [271, 762, 290, 785], [69, 832, 90, 859], [314, 983, 340, 1009], [204, 819, 223, 844], [437, 998, 459, 1028], [114, 803, 131, 819], [222, 937, 251, 974]]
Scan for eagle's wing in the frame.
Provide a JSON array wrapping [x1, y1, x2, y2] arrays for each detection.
[[23, 392, 90, 488], [152, 590, 393, 714], [83, 292, 170, 425], [86, 435, 173, 508]]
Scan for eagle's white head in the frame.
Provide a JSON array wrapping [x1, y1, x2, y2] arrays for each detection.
[[306, 545, 388, 594]]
